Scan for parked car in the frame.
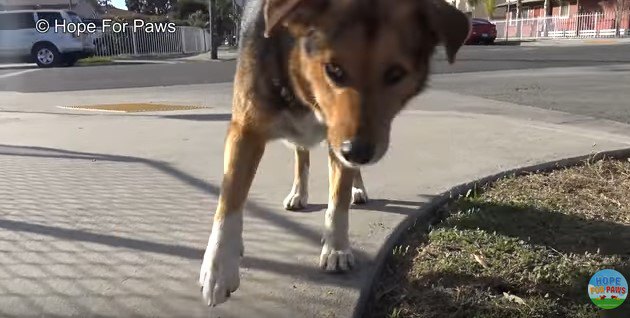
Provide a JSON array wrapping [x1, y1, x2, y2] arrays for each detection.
[[0, 10, 95, 67], [466, 18, 497, 45]]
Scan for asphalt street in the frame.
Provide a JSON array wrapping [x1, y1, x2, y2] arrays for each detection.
[[2, 44, 630, 93], [0, 61, 236, 93], [2, 43, 630, 318], [1, 43, 630, 122]]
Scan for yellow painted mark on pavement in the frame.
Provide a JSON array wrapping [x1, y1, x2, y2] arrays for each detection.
[[583, 39, 616, 44], [59, 103, 206, 113]]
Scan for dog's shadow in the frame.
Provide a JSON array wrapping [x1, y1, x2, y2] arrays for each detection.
[[288, 204, 327, 213], [353, 198, 434, 215], [289, 198, 432, 215]]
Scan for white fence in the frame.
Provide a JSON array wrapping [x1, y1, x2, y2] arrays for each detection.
[[90, 26, 211, 58], [491, 11, 630, 40]]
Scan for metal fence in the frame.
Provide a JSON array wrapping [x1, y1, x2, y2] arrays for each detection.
[[89, 26, 211, 58], [491, 11, 630, 40]]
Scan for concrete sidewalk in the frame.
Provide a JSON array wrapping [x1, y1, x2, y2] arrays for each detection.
[[178, 47, 239, 62], [1, 82, 630, 317], [497, 37, 630, 47]]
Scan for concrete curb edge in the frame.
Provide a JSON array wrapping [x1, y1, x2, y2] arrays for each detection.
[[352, 147, 630, 318]]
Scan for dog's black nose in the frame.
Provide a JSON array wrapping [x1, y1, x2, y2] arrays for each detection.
[[340, 139, 375, 165]]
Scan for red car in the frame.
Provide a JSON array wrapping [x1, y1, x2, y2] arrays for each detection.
[[466, 18, 497, 45]]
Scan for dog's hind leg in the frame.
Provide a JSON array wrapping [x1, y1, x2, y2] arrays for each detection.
[[320, 150, 356, 272], [352, 170, 368, 205], [199, 121, 266, 306], [283, 147, 310, 210]]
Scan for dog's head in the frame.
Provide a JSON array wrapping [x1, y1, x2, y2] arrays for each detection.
[[265, 0, 470, 167]]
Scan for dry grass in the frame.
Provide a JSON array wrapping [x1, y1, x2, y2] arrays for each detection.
[[487, 158, 630, 225], [367, 159, 630, 318]]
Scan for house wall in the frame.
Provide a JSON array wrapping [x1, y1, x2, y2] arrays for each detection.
[[502, 0, 630, 37], [550, 3, 579, 16], [513, 0, 629, 16], [450, 0, 508, 19], [0, 0, 97, 18]]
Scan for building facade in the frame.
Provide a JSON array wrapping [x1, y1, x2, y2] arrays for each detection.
[[450, 0, 509, 19], [0, 0, 99, 18], [499, 0, 629, 18]]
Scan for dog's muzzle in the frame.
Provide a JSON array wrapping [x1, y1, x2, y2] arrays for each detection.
[[340, 138, 375, 165]]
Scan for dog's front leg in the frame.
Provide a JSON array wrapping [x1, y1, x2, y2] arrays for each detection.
[[352, 170, 368, 205], [199, 122, 265, 306], [320, 150, 356, 271], [283, 147, 310, 210]]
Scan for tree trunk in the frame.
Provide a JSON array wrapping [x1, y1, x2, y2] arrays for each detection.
[[209, 0, 218, 59], [614, 0, 625, 38], [516, 0, 522, 38], [232, 0, 240, 46], [542, 0, 550, 37]]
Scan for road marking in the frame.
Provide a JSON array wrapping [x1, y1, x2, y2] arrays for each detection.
[[0, 63, 35, 69], [583, 39, 617, 45], [58, 103, 206, 113], [112, 60, 182, 65], [0, 69, 39, 79]]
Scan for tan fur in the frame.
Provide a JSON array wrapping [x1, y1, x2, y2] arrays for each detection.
[[324, 151, 354, 245], [214, 122, 266, 221], [218, 0, 469, 264], [327, 152, 355, 208], [284, 147, 310, 210], [293, 148, 310, 189], [353, 171, 366, 194], [282, 0, 452, 163], [200, 0, 470, 306]]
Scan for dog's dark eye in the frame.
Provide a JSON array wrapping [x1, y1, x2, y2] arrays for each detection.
[[383, 65, 407, 86], [324, 63, 347, 86]]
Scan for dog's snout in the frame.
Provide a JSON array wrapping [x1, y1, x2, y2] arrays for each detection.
[[340, 138, 375, 165]]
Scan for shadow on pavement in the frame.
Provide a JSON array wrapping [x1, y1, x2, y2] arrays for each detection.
[[0, 144, 371, 259], [354, 198, 435, 216], [161, 113, 232, 122], [0, 144, 446, 316]]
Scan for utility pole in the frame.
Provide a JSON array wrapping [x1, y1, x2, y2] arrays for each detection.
[[232, 0, 239, 46], [209, 0, 218, 59], [542, 0, 549, 37], [505, 0, 510, 42]]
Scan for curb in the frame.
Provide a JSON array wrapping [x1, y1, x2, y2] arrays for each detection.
[[352, 147, 630, 318], [494, 38, 630, 47]]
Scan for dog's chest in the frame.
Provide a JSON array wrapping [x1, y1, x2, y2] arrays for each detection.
[[272, 108, 327, 148]]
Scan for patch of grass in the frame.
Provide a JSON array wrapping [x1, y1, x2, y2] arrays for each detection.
[[368, 159, 630, 318], [77, 56, 113, 65]]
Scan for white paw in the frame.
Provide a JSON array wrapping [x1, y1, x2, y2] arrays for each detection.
[[199, 215, 242, 306], [283, 189, 308, 211], [352, 187, 368, 205], [319, 241, 355, 272]]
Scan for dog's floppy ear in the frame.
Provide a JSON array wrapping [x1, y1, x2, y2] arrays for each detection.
[[263, 0, 328, 37], [426, 0, 471, 64]]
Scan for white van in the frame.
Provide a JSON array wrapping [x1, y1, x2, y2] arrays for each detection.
[[0, 10, 96, 67]]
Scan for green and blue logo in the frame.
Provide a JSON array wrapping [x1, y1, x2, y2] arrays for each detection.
[[588, 269, 627, 310]]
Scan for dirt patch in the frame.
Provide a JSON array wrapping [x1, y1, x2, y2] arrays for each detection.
[[367, 159, 630, 318]]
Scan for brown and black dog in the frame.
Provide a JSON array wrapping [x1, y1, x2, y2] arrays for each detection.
[[199, 0, 470, 306]]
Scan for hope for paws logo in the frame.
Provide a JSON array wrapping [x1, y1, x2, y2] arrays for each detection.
[[588, 269, 627, 310]]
